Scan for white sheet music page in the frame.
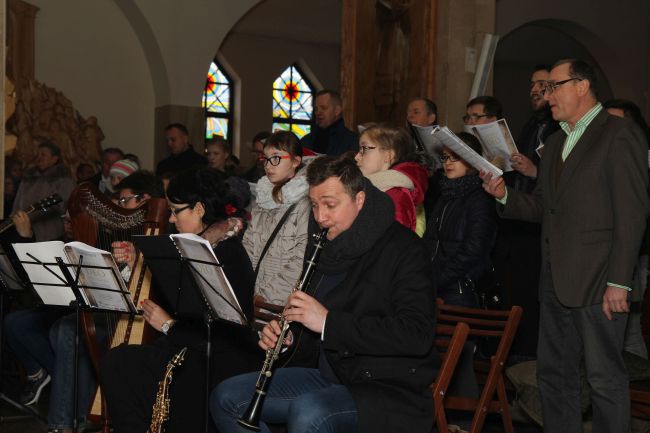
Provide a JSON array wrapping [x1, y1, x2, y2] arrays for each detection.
[[13, 241, 80, 306], [63, 242, 135, 312], [469, 119, 519, 172], [170, 233, 246, 325], [433, 127, 504, 178]]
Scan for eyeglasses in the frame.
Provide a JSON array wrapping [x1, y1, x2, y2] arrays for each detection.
[[117, 194, 141, 206], [440, 154, 461, 163], [258, 155, 291, 166], [358, 146, 377, 155], [541, 78, 582, 95], [462, 114, 489, 123], [169, 204, 193, 216]]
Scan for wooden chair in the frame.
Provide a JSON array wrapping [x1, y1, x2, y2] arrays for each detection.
[[253, 295, 284, 330], [436, 299, 523, 433], [433, 321, 470, 433]]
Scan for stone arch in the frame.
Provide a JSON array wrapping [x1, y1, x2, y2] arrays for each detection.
[[494, 19, 614, 136]]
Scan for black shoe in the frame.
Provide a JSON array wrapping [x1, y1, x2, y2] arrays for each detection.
[[19, 372, 51, 406]]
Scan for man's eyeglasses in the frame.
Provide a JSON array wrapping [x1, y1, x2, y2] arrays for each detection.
[[117, 194, 141, 206], [462, 114, 489, 123], [169, 204, 193, 216], [541, 78, 582, 95], [358, 146, 377, 155], [440, 154, 461, 163], [258, 155, 291, 166]]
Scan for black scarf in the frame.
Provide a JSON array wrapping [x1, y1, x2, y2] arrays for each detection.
[[439, 174, 482, 200], [308, 179, 395, 274]]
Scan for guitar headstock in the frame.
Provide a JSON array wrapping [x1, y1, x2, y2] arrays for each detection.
[[35, 194, 63, 212]]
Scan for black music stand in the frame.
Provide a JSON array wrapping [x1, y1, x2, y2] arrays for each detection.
[[18, 252, 137, 433], [134, 235, 248, 433], [0, 248, 48, 427]]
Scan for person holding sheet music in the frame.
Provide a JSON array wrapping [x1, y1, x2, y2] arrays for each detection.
[[354, 124, 429, 235], [422, 132, 497, 430], [100, 168, 258, 433], [243, 131, 311, 307]]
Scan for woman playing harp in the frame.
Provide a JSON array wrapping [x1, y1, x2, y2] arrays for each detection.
[[100, 168, 261, 433]]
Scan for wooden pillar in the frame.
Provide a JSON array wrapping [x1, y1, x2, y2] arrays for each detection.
[[7, 0, 38, 81], [340, 0, 439, 128]]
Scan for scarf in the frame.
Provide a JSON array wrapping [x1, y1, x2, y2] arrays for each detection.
[[309, 179, 395, 274], [439, 174, 482, 200]]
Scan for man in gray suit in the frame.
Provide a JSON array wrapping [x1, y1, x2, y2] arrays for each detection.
[[482, 59, 648, 433]]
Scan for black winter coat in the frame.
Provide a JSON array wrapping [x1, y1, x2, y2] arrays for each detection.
[[423, 175, 497, 293]]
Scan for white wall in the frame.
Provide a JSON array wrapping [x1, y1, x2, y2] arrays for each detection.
[[30, 0, 156, 169], [28, 0, 262, 170]]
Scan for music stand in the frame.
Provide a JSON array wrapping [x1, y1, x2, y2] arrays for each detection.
[[16, 248, 137, 433], [0, 247, 48, 426], [134, 234, 248, 433]]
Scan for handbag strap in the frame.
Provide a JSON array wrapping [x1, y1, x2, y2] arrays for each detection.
[[254, 202, 299, 279]]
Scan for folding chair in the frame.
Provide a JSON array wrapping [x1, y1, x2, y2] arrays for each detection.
[[433, 321, 470, 433], [436, 299, 523, 433]]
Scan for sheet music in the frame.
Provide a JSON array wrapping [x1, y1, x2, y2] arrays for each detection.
[[0, 245, 25, 291], [412, 124, 444, 156], [13, 241, 81, 306], [433, 127, 503, 178], [170, 233, 246, 325], [467, 119, 518, 172], [64, 242, 135, 312]]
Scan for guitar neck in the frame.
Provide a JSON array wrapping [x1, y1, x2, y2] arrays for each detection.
[[0, 205, 37, 235]]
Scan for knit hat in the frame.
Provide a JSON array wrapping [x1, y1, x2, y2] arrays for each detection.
[[109, 159, 139, 178]]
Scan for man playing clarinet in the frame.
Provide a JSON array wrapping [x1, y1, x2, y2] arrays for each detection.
[[211, 154, 438, 433]]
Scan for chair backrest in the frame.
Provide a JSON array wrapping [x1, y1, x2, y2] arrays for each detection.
[[432, 322, 470, 432], [436, 299, 522, 366], [435, 299, 523, 433], [253, 295, 284, 330]]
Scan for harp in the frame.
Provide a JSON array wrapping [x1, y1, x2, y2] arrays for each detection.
[[67, 182, 169, 432]]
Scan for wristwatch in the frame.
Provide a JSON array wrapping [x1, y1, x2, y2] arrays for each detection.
[[161, 319, 176, 335]]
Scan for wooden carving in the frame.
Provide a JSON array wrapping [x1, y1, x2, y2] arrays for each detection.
[[7, 78, 104, 179]]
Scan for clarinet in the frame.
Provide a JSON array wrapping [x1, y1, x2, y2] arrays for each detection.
[[238, 228, 329, 431]]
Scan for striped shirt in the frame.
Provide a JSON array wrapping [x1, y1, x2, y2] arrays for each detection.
[[560, 102, 603, 161]]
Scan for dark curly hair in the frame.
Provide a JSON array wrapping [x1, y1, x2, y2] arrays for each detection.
[[166, 168, 229, 226]]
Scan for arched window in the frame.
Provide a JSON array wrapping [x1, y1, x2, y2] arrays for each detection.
[[203, 60, 233, 141], [272, 64, 314, 139]]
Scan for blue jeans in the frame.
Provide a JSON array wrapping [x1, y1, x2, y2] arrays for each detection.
[[4, 306, 68, 375], [210, 367, 358, 433], [48, 312, 108, 429]]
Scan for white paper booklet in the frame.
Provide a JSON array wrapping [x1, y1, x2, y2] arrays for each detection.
[[412, 124, 444, 156], [170, 233, 246, 325], [466, 119, 518, 172], [433, 127, 504, 178], [13, 241, 135, 311]]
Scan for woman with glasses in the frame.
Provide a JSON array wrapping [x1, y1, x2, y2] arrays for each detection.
[[422, 132, 497, 429], [354, 124, 429, 235], [243, 130, 311, 308], [100, 168, 259, 433], [423, 132, 497, 307]]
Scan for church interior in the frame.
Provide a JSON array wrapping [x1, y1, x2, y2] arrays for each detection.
[[1, 0, 650, 432]]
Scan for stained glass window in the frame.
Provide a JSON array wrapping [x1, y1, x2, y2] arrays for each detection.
[[272, 64, 313, 139], [203, 60, 233, 141]]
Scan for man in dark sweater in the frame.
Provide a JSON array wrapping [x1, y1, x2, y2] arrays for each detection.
[[155, 123, 207, 176], [301, 90, 358, 155]]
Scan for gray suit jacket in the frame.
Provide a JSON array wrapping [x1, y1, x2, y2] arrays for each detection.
[[500, 110, 649, 307]]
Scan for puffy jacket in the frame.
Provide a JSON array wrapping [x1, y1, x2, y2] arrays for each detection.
[[367, 162, 429, 233], [423, 175, 497, 292]]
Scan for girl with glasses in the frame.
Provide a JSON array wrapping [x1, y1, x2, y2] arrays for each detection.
[[354, 124, 429, 235], [422, 132, 498, 429], [243, 131, 311, 308]]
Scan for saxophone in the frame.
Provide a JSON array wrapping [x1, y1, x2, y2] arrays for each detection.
[[148, 347, 188, 433]]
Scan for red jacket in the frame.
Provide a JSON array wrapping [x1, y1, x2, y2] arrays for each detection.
[[367, 162, 429, 232]]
